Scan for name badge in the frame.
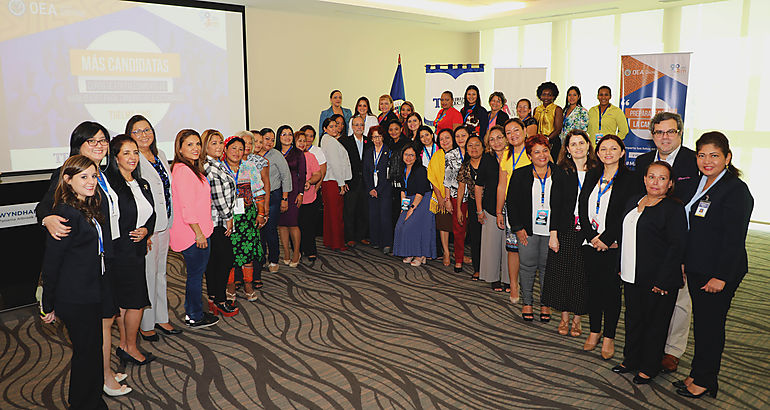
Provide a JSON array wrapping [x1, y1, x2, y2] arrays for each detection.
[[695, 199, 710, 218], [535, 209, 549, 226], [574, 215, 581, 231], [591, 218, 600, 231], [373, 171, 378, 187], [234, 197, 245, 215], [401, 198, 411, 211]]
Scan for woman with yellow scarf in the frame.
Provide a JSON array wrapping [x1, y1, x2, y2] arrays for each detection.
[[427, 128, 456, 266]]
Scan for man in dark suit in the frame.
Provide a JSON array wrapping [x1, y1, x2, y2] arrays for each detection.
[[340, 115, 371, 246], [634, 111, 699, 374]]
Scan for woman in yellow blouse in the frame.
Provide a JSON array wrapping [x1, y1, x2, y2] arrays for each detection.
[[533, 81, 564, 162]]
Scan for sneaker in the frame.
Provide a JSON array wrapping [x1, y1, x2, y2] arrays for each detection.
[[185, 313, 219, 329]]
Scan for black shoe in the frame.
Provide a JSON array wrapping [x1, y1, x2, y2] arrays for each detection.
[[611, 364, 632, 374], [185, 313, 219, 329], [154, 324, 182, 335], [633, 375, 652, 385], [117, 347, 156, 366], [676, 386, 717, 399], [540, 313, 551, 323], [140, 332, 159, 342], [382, 247, 391, 254], [672, 380, 687, 389], [454, 266, 463, 273]]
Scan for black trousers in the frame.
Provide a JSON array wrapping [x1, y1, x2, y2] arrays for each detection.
[[367, 189, 392, 248], [467, 199, 482, 273], [582, 246, 622, 338], [56, 301, 107, 410], [343, 182, 369, 242], [687, 272, 739, 392], [550, 136, 561, 163], [622, 282, 677, 377], [299, 195, 322, 256], [205, 226, 233, 303]]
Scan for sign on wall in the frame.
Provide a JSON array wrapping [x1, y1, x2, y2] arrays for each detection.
[[0, 202, 38, 229], [424, 64, 486, 126], [621, 53, 691, 167]]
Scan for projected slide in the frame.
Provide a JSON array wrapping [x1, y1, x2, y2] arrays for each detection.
[[0, 0, 246, 172]]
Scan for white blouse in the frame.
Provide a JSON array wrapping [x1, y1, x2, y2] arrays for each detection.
[[127, 179, 154, 229], [531, 175, 552, 236], [583, 181, 612, 247], [620, 203, 643, 283], [99, 171, 120, 240], [320, 134, 352, 186]]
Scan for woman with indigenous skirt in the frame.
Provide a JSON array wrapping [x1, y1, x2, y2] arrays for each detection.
[[393, 145, 436, 267], [222, 135, 266, 304]]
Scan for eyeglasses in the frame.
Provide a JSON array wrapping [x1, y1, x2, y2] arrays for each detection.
[[652, 129, 679, 137], [131, 127, 153, 135], [85, 138, 108, 147]]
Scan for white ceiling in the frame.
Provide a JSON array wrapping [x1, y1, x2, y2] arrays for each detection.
[[232, 0, 723, 31]]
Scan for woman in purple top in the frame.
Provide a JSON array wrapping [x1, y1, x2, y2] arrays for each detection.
[[276, 125, 307, 266]]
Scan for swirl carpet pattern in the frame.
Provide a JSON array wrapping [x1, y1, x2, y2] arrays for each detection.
[[1, 232, 769, 409]]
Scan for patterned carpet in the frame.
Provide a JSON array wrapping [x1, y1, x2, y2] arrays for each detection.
[[1, 232, 769, 409]]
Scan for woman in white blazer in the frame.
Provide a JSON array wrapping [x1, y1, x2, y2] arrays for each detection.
[[126, 115, 183, 341]]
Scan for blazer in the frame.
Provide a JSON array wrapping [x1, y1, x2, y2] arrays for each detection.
[[105, 171, 156, 259], [550, 169, 584, 232], [319, 106, 352, 136], [362, 144, 391, 195], [41, 204, 103, 313], [506, 163, 566, 236], [377, 110, 399, 126], [460, 104, 490, 138], [578, 166, 636, 246], [339, 135, 370, 188], [634, 146, 699, 200], [35, 167, 115, 258], [621, 195, 687, 292], [138, 149, 173, 231], [683, 173, 754, 285], [488, 110, 509, 129]]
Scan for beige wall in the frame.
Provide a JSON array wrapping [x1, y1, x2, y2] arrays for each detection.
[[245, 8, 479, 134]]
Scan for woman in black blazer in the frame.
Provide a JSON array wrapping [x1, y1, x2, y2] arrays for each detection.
[[613, 161, 687, 385], [460, 85, 489, 138], [41, 155, 114, 408], [105, 135, 157, 367], [675, 132, 754, 399], [578, 134, 635, 360], [506, 134, 566, 321], [363, 126, 393, 253]]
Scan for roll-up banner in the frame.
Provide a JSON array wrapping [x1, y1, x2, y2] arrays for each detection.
[[424, 64, 485, 127], [620, 53, 691, 168]]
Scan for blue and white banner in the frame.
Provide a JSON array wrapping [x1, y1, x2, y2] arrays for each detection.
[[424, 64, 485, 126], [620, 53, 691, 168]]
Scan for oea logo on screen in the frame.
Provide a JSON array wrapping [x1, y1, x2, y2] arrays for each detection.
[[624, 97, 674, 140], [8, 0, 58, 16]]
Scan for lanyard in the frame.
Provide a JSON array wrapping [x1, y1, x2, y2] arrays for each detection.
[[464, 105, 476, 122], [93, 218, 104, 274], [224, 160, 241, 194], [96, 171, 114, 211], [283, 146, 293, 157], [373, 146, 383, 168], [488, 111, 498, 129], [423, 144, 436, 163], [434, 109, 448, 125], [598, 105, 609, 129], [534, 167, 549, 207], [378, 112, 388, 123], [458, 148, 464, 162], [596, 168, 618, 214], [404, 167, 411, 190], [512, 147, 525, 169]]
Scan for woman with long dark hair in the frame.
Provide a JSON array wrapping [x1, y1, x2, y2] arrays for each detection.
[[363, 126, 393, 253], [456, 134, 485, 281], [276, 125, 306, 266], [296, 131, 323, 262], [393, 145, 436, 266], [349, 96, 379, 136], [444, 126, 471, 272], [320, 117, 352, 251], [460, 85, 489, 138], [561, 86, 589, 140]]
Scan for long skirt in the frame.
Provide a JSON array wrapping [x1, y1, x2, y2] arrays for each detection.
[[393, 193, 437, 258], [542, 226, 588, 315], [230, 204, 263, 267]]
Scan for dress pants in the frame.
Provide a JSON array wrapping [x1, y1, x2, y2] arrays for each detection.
[[322, 181, 345, 249], [550, 136, 561, 163], [205, 226, 233, 303], [664, 280, 692, 357], [140, 229, 170, 332], [260, 189, 282, 265], [368, 190, 392, 248], [57, 301, 107, 410], [450, 197, 467, 264], [518, 234, 549, 306], [622, 282, 677, 377], [687, 272, 739, 392], [582, 246, 621, 338], [343, 183, 369, 242], [479, 211, 509, 285], [181, 239, 211, 322], [299, 195, 322, 257], [466, 200, 482, 273]]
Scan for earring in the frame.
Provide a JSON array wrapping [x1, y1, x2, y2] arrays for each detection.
[[567, 153, 572, 159]]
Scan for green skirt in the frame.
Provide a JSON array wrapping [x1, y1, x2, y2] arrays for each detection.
[[230, 204, 263, 267]]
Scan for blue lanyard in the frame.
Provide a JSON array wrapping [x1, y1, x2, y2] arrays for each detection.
[[93, 218, 103, 255], [534, 167, 549, 206], [423, 144, 436, 162], [458, 148, 464, 162], [598, 105, 609, 129], [404, 167, 411, 189], [373, 146, 383, 168], [224, 160, 241, 194], [488, 111, 498, 129], [283, 146, 293, 157], [596, 168, 618, 214], [512, 147, 525, 170], [464, 105, 476, 122], [96, 171, 114, 210]]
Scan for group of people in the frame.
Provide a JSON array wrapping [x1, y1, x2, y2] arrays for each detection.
[[38, 82, 753, 408]]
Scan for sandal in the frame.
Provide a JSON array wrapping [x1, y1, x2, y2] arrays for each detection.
[[522, 306, 534, 322], [245, 291, 258, 302], [225, 290, 237, 302], [410, 258, 423, 267], [540, 312, 551, 323], [558, 319, 569, 335], [504, 284, 511, 293], [253, 280, 263, 289], [403, 257, 413, 264], [491, 282, 504, 292], [570, 317, 582, 337], [442, 255, 450, 267], [454, 265, 463, 273], [471, 272, 479, 281]]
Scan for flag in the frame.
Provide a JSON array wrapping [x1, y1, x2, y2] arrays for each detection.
[[390, 54, 405, 113]]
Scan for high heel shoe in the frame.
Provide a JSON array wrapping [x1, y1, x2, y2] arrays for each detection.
[[103, 384, 132, 397], [676, 385, 717, 399], [454, 265, 463, 273], [601, 338, 615, 360], [611, 364, 632, 374], [140, 332, 159, 342], [570, 318, 582, 337], [633, 374, 653, 385], [117, 347, 156, 366], [583, 333, 600, 351], [211, 301, 239, 317], [557, 319, 569, 335], [672, 380, 688, 390]]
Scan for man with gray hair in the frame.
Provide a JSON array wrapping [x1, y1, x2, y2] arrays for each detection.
[[634, 111, 699, 373]]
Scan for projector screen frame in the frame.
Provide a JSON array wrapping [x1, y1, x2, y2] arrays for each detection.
[[0, 0, 249, 179]]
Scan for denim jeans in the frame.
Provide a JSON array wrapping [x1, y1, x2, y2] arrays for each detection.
[[181, 239, 211, 321]]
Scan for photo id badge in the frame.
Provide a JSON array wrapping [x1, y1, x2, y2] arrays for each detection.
[[574, 215, 581, 231], [234, 198, 245, 215], [695, 199, 710, 218], [373, 171, 378, 187], [535, 209, 549, 226], [591, 218, 600, 231]]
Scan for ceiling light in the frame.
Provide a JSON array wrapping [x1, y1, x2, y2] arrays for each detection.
[[319, 0, 527, 22]]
